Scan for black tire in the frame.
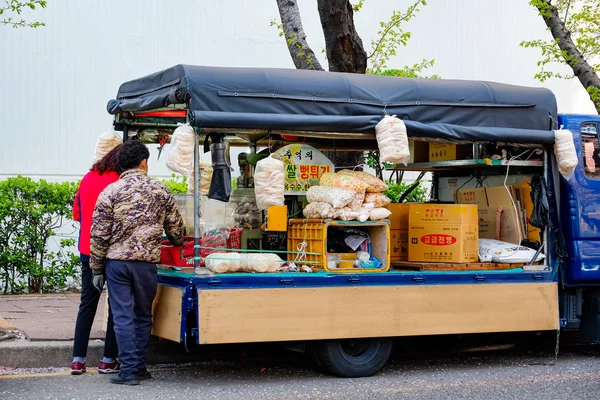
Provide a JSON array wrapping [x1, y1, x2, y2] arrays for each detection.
[[316, 338, 393, 378]]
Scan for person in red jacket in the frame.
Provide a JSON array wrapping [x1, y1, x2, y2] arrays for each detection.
[[71, 145, 122, 375]]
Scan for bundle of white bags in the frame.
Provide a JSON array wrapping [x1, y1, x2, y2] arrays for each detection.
[[93, 131, 123, 163], [304, 170, 392, 222], [254, 156, 285, 210], [166, 124, 196, 176], [205, 252, 283, 273], [554, 129, 578, 177], [375, 115, 410, 165]]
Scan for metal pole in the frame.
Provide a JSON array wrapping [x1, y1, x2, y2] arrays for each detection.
[[122, 125, 129, 142], [193, 131, 201, 274]]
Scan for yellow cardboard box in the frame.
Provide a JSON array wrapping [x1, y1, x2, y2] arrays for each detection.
[[429, 143, 472, 162], [387, 203, 411, 261], [478, 207, 498, 239], [409, 140, 429, 164], [408, 204, 479, 263], [513, 178, 541, 243]]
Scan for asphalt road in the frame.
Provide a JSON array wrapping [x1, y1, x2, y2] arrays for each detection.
[[1, 333, 600, 400]]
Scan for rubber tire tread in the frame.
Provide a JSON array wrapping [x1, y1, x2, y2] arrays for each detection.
[[318, 338, 393, 378]]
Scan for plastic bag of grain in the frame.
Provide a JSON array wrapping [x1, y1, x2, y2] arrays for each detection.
[[338, 170, 388, 193], [303, 202, 335, 219], [478, 239, 545, 263], [93, 131, 123, 163], [375, 115, 410, 165], [347, 190, 366, 212], [306, 186, 356, 209], [358, 203, 375, 222], [254, 156, 285, 210], [166, 124, 196, 176], [369, 207, 392, 221], [554, 129, 578, 178], [364, 193, 391, 208], [320, 172, 369, 193], [333, 207, 360, 222]]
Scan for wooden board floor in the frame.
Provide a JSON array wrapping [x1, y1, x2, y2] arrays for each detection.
[[391, 261, 537, 271]]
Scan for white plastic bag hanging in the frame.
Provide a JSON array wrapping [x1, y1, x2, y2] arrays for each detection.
[[375, 115, 410, 165], [254, 156, 285, 210], [554, 129, 578, 178], [166, 124, 196, 176], [93, 130, 123, 163]]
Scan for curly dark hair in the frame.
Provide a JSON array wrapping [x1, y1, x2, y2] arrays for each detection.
[[119, 140, 150, 171], [91, 144, 123, 175]]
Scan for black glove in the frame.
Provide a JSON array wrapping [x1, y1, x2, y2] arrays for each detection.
[[92, 274, 105, 292]]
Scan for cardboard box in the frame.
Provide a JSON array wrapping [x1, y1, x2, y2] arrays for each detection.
[[455, 185, 525, 245], [409, 140, 429, 164], [513, 178, 541, 243], [478, 207, 498, 239], [454, 187, 487, 207], [387, 203, 411, 261], [408, 204, 479, 263], [390, 229, 409, 261], [429, 143, 473, 162]]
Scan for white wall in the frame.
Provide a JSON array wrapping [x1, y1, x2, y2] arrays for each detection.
[[0, 0, 596, 182]]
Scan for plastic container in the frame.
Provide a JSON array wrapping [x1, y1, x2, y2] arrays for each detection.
[[287, 219, 390, 273], [160, 228, 243, 267]]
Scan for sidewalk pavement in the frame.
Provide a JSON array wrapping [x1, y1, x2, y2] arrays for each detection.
[[0, 293, 106, 341], [0, 293, 109, 369], [0, 293, 199, 369]]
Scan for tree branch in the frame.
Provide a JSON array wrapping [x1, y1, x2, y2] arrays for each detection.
[[536, 0, 600, 113], [275, 0, 324, 71], [317, 0, 367, 73], [367, 3, 420, 60]]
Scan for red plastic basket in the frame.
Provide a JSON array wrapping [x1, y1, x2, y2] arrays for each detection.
[[160, 228, 243, 267]]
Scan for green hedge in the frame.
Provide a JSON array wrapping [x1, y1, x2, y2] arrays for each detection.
[[0, 176, 79, 294]]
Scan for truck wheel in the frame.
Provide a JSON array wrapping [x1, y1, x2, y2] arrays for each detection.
[[317, 338, 393, 378]]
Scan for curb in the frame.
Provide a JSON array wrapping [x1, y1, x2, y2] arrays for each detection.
[[0, 339, 213, 368]]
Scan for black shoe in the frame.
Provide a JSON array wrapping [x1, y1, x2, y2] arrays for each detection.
[[110, 372, 140, 386], [138, 368, 152, 381]]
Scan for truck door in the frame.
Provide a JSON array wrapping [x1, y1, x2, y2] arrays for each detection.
[[559, 115, 600, 284]]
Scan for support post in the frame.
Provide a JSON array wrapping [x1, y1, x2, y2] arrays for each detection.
[[194, 131, 201, 274]]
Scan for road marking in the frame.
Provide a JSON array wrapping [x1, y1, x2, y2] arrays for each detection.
[[0, 369, 98, 379], [0, 316, 17, 330], [0, 367, 174, 379]]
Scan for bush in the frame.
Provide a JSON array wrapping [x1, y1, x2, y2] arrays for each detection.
[[0, 176, 79, 294], [383, 181, 428, 203], [161, 174, 188, 194]]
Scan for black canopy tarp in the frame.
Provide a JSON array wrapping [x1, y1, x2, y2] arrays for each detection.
[[107, 64, 558, 145]]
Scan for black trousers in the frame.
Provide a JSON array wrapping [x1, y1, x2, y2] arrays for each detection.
[[106, 259, 157, 374], [72, 255, 118, 359]]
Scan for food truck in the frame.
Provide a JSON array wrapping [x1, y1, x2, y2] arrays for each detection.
[[104, 64, 600, 377]]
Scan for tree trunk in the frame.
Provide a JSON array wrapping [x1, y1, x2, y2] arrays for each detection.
[[537, 0, 600, 113], [317, 0, 367, 73], [275, 0, 324, 71]]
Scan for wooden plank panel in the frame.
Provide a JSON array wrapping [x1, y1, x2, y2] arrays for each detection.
[[151, 285, 184, 342], [198, 283, 558, 344], [391, 261, 537, 271]]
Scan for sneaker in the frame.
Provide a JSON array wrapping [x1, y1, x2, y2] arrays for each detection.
[[110, 372, 140, 386], [138, 368, 152, 381], [98, 360, 120, 374], [70, 361, 86, 375]]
